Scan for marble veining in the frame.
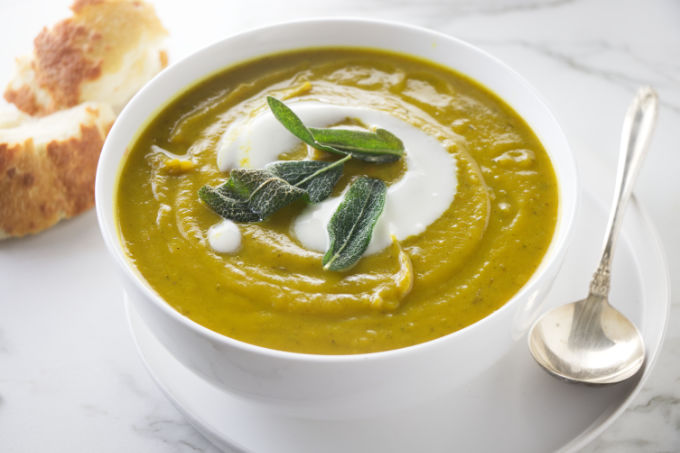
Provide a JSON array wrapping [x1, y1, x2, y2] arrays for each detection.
[[79, 403, 111, 418], [630, 394, 680, 416], [365, 0, 582, 16], [131, 415, 217, 453], [480, 39, 680, 115], [0, 0, 678, 452], [583, 334, 680, 452], [0, 327, 9, 354]]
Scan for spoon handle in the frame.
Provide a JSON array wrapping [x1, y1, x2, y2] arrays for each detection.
[[589, 87, 659, 297]]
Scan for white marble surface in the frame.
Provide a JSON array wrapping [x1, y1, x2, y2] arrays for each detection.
[[0, 0, 678, 451]]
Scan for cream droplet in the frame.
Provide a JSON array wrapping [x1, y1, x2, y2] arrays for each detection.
[[208, 220, 242, 254]]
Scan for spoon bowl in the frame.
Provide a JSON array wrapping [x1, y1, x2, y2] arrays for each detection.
[[529, 295, 645, 384], [529, 86, 658, 384]]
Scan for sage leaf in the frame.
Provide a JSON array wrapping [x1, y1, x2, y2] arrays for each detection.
[[309, 127, 404, 163], [323, 177, 387, 271], [198, 182, 261, 223], [231, 169, 307, 219], [267, 96, 341, 156], [266, 155, 350, 203], [267, 96, 405, 163], [199, 169, 306, 222], [199, 155, 350, 221]]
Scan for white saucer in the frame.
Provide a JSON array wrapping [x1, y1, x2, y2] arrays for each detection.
[[126, 189, 669, 453]]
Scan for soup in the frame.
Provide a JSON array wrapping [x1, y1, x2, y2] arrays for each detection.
[[116, 47, 558, 354]]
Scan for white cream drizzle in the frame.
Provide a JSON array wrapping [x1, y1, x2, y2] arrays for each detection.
[[212, 101, 458, 256]]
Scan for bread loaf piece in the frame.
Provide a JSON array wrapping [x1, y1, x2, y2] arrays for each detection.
[[0, 102, 116, 238], [0, 0, 168, 238], [4, 0, 168, 116]]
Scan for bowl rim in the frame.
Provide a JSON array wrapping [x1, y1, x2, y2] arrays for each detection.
[[95, 16, 579, 363]]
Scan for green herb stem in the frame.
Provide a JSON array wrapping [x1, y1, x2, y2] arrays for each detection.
[[295, 154, 351, 187]]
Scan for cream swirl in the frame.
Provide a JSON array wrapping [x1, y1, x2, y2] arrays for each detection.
[[215, 101, 457, 255]]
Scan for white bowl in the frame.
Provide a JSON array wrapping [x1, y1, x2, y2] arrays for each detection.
[[95, 18, 578, 419]]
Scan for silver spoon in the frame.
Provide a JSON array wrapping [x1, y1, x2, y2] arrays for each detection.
[[528, 86, 658, 384]]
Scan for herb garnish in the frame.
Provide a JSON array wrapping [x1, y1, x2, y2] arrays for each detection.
[[323, 177, 387, 271], [266, 155, 349, 203], [200, 98, 407, 271], [267, 97, 405, 163], [199, 156, 349, 222]]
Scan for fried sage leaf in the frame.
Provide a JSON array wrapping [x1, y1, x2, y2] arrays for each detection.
[[198, 180, 261, 222], [266, 96, 340, 155], [266, 155, 350, 203], [199, 169, 306, 222], [267, 96, 404, 163], [308, 127, 404, 163], [232, 169, 307, 219], [200, 157, 349, 221], [323, 177, 387, 271]]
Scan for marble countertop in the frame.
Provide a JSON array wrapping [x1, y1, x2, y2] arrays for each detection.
[[1, 0, 678, 451]]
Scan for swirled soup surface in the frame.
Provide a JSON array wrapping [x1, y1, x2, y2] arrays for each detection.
[[116, 48, 558, 354]]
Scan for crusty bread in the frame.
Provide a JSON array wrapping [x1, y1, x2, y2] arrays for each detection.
[[0, 0, 168, 239], [0, 102, 116, 238], [4, 0, 168, 116]]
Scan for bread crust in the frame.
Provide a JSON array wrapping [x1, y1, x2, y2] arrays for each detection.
[[0, 104, 114, 238], [33, 22, 103, 112], [0, 0, 167, 238], [4, 0, 168, 116]]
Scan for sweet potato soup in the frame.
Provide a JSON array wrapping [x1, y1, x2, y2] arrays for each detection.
[[116, 48, 558, 354]]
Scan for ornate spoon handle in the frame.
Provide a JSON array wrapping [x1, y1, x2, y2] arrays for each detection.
[[589, 87, 658, 297]]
